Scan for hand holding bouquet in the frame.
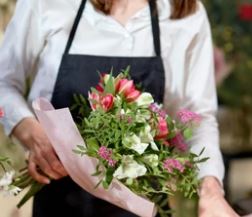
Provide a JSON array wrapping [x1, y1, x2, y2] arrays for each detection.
[[0, 69, 208, 217]]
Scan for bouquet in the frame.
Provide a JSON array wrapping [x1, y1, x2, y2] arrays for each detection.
[[72, 71, 207, 215], [0, 69, 208, 217]]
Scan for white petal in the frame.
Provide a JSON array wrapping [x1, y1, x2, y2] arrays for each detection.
[[130, 142, 149, 155], [0, 171, 15, 187], [113, 156, 147, 179], [150, 141, 159, 151], [139, 125, 154, 143], [136, 93, 154, 107]]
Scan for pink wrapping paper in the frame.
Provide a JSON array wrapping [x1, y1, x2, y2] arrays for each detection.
[[32, 98, 156, 217]]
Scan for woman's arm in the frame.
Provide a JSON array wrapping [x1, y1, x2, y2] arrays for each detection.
[[184, 3, 239, 216], [0, 0, 67, 183], [0, 0, 43, 135]]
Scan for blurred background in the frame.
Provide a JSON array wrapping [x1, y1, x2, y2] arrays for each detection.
[[0, 0, 252, 216]]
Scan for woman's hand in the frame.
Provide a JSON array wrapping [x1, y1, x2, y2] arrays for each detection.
[[199, 176, 240, 217], [12, 117, 68, 184]]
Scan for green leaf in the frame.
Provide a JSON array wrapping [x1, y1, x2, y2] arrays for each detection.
[[91, 170, 102, 176], [17, 181, 45, 208], [183, 128, 193, 140], [195, 157, 210, 163], [105, 167, 114, 186], [86, 138, 99, 153], [102, 180, 109, 189], [199, 147, 206, 156], [104, 74, 115, 94]]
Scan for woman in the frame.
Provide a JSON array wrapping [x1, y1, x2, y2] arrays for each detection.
[[0, 0, 239, 216]]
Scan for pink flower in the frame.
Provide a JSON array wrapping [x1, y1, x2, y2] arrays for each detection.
[[108, 159, 117, 167], [126, 88, 141, 102], [101, 94, 114, 112], [155, 117, 169, 140], [170, 133, 188, 152], [116, 79, 133, 94], [98, 146, 117, 167], [88, 92, 100, 110], [149, 103, 166, 119], [177, 109, 201, 124], [163, 159, 185, 173], [0, 108, 4, 118], [116, 79, 140, 102], [96, 83, 104, 93], [98, 146, 112, 160]]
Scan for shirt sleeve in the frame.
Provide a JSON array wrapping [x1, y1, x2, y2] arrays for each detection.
[[184, 4, 224, 184], [0, 0, 45, 135]]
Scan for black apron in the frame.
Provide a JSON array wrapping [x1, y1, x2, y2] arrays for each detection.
[[33, 0, 165, 216]]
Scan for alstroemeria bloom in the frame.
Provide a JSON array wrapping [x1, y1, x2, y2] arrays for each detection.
[[113, 155, 147, 179], [88, 92, 100, 110], [101, 94, 114, 112], [155, 117, 169, 140], [126, 87, 141, 102], [95, 83, 104, 93], [116, 79, 141, 102]]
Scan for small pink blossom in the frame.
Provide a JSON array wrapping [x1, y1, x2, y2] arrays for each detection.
[[177, 109, 201, 124], [149, 103, 166, 119], [163, 159, 185, 173], [97, 146, 117, 167], [170, 133, 188, 152], [98, 146, 112, 160], [108, 159, 117, 167]]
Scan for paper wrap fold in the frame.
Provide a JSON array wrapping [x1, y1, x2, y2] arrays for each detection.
[[32, 98, 156, 217]]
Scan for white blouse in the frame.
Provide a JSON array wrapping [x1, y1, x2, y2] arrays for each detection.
[[0, 0, 224, 183]]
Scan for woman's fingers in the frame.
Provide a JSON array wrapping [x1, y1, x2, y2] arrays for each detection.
[[28, 156, 50, 184], [43, 148, 68, 177], [36, 153, 62, 180]]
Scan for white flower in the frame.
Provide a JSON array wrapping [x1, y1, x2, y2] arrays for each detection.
[[143, 154, 159, 167], [113, 155, 147, 179], [0, 170, 15, 187], [139, 125, 153, 143], [122, 134, 149, 155], [139, 125, 159, 151], [150, 141, 159, 151], [135, 93, 154, 107], [1, 185, 22, 197], [135, 110, 151, 123]]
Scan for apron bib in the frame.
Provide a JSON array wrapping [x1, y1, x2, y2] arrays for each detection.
[[33, 0, 165, 216]]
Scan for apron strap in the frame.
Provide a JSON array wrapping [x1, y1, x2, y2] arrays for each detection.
[[64, 0, 87, 54], [64, 0, 161, 57], [149, 0, 161, 57]]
